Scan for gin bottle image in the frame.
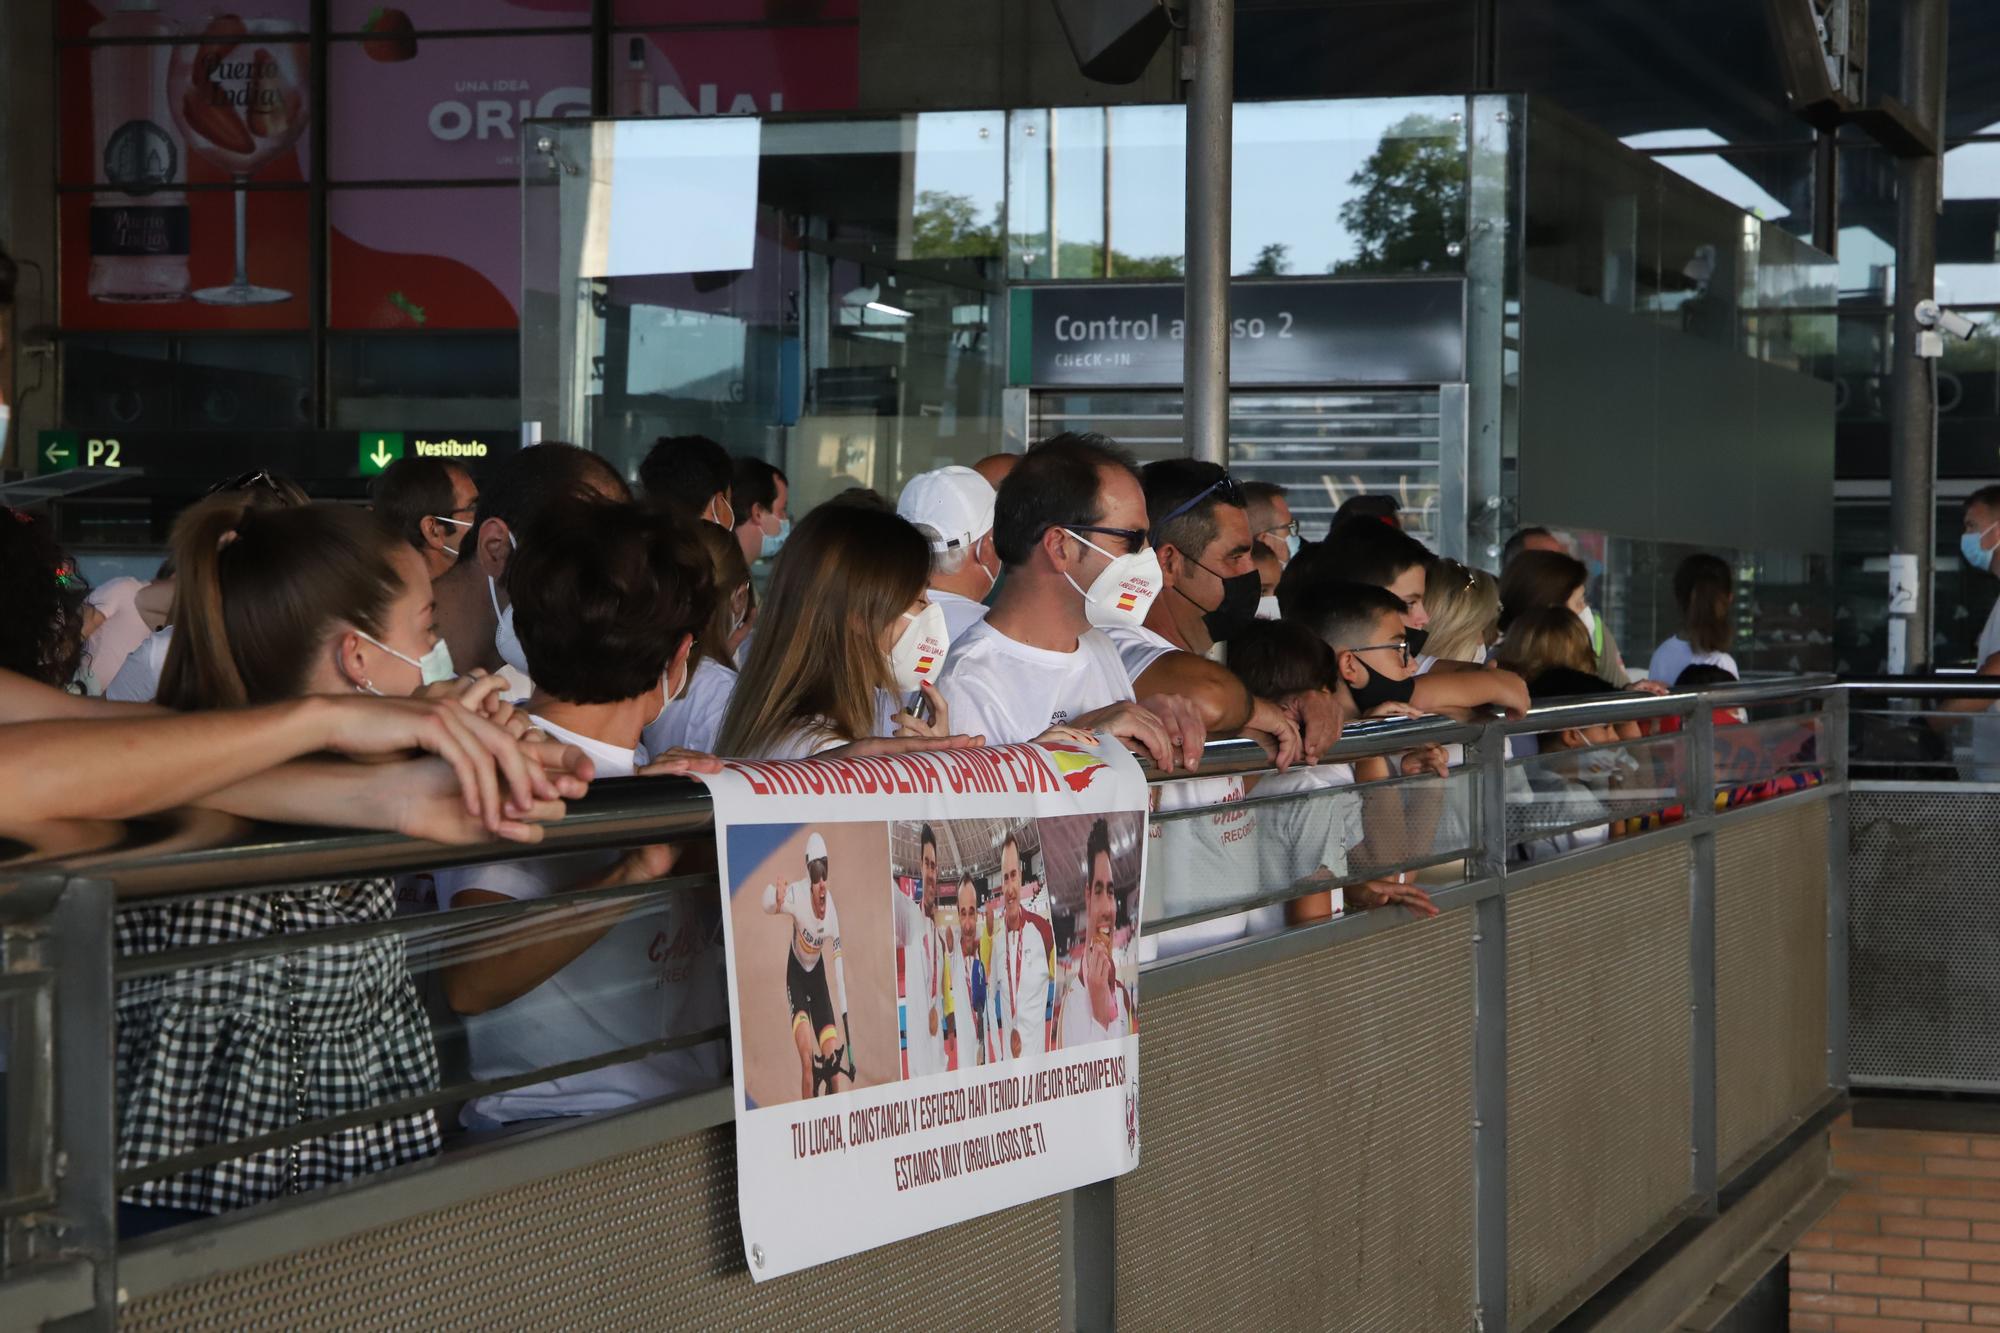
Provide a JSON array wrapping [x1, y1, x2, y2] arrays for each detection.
[[87, 0, 191, 302]]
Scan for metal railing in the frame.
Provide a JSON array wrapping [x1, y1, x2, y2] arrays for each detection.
[[0, 679, 1848, 1332]]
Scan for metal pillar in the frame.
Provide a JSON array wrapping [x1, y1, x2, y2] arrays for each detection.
[[1184, 0, 1232, 466], [1887, 0, 1948, 672]]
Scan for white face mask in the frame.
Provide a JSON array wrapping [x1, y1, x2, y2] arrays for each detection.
[[650, 655, 688, 729], [1471, 643, 1489, 665], [354, 629, 456, 695], [1255, 594, 1280, 621], [890, 602, 950, 694], [430, 515, 472, 559], [488, 530, 529, 673], [1061, 529, 1163, 629], [1577, 602, 1600, 649]]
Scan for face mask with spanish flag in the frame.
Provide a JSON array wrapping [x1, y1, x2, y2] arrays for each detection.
[[890, 601, 950, 694], [1062, 529, 1163, 630]]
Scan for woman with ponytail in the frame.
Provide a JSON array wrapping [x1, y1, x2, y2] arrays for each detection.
[[116, 496, 479, 1235]]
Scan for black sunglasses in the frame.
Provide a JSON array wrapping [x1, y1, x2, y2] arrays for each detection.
[[1066, 524, 1149, 554], [1153, 474, 1247, 536], [206, 469, 285, 497]]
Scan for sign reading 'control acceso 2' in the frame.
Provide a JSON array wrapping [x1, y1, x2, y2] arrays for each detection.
[[1008, 278, 1467, 388]]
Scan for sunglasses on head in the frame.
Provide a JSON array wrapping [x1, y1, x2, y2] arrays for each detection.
[[1152, 473, 1247, 537], [206, 469, 285, 497]]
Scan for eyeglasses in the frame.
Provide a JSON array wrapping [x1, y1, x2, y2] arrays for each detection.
[[1066, 524, 1149, 554], [1153, 474, 1247, 535], [1258, 518, 1302, 540], [1352, 639, 1412, 667]]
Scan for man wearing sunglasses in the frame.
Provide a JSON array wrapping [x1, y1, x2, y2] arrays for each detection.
[[935, 433, 1206, 773]]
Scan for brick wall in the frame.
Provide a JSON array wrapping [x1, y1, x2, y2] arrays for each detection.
[[1792, 1113, 2000, 1332]]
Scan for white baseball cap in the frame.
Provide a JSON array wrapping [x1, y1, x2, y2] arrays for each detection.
[[897, 466, 996, 555], [806, 832, 829, 863]]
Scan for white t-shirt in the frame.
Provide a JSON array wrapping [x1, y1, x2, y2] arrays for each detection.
[[936, 619, 1134, 744], [106, 625, 173, 703], [891, 889, 948, 1078], [930, 589, 991, 644], [1254, 763, 1365, 900], [434, 717, 727, 1124], [765, 877, 845, 1000], [643, 656, 736, 757], [945, 934, 982, 1072], [1646, 635, 1739, 689], [81, 578, 155, 696], [1100, 622, 1180, 682], [1142, 774, 1275, 960], [756, 724, 846, 761]]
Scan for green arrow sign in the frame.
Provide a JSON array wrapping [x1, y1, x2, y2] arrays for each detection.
[[358, 431, 405, 476], [39, 429, 80, 474]]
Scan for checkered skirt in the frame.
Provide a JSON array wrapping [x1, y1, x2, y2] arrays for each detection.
[[114, 878, 442, 1214]]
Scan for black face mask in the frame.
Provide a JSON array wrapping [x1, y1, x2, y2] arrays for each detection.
[[1347, 657, 1418, 714], [1176, 559, 1262, 644]]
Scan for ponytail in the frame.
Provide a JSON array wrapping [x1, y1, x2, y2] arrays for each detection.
[[158, 499, 407, 710]]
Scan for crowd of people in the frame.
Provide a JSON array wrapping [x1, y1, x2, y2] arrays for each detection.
[[0, 430, 1760, 1232]]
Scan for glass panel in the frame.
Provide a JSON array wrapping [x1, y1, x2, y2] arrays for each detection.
[[327, 34, 592, 181], [1851, 705, 2000, 782], [1712, 709, 1827, 796], [60, 189, 313, 333], [1506, 730, 1689, 863], [61, 334, 312, 432], [110, 872, 726, 1220], [1006, 97, 1471, 282], [330, 333, 520, 431], [329, 187, 521, 329], [1632, 140, 1816, 241], [1497, 0, 1811, 144], [1835, 494, 1998, 672], [330, 0, 591, 29], [59, 0, 309, 42], [1838, 145, 1898, 306], [1032, 389, 1444, 546], [607, 25, 860, 119], [525, 112, 1007, 502], [1144, 764, 1478, 943]]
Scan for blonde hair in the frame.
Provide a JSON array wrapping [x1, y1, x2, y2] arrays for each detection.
[[1423, 559, 1499, 662], [717, 504, 929, 757], [1494, 605, 1595, 683], [688, 520, 751, 673]]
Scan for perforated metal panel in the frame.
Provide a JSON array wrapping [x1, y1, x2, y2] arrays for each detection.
[[1715, 803, 1829, 1173], [1506, 844, 1692, 1330], [1849, 790, 2000, 1089], [118, 1126, 1063, 1331], [1114, 914, 1477, 1332]]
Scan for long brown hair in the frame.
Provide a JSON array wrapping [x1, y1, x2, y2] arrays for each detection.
[[1494, 605, 1595, 682], [1675, 553, 1735, 654], [157, 498, 408, 709], [689, 520, 751, 673], [1424, 558, 1500, 662], [717, 504, 929, 757], [1497, 549, 1587, 632]]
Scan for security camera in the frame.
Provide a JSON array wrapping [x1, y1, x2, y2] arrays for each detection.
[[1916, 299, 1978, 341]]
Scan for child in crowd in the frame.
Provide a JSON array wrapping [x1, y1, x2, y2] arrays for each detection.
[[435, 494, 729, 1128], [644, 521, 749, 756], [1494, 605, 1598, 685], [1511, 667, 1629, 863]]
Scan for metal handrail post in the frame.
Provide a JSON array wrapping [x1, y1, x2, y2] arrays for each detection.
[[1824, 689, 1851, 1089], [52, 876, 116, 1331], [1184, 0, 1232, 466], [1686, 704, 1720, 1210], [1471, 718, 1508, 1332]]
